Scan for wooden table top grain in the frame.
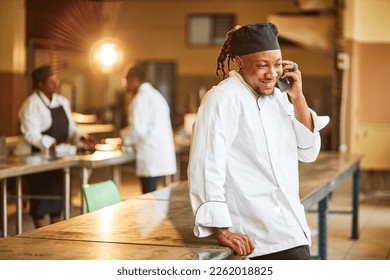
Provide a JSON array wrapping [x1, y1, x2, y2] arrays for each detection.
[[0, 236, 232, 260], [19, 152, 360, 246], [20, 186, 218, 248], [0, 151, 360, 260]]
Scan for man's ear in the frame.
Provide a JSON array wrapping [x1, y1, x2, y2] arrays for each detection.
[[37, 81, 44, 90], [235, 56, 243, 69]]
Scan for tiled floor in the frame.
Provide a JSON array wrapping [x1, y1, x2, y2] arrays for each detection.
[[2, 166, 390, 260]]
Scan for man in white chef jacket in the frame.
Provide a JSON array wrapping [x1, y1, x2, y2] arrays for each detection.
[[120, 65, 177, 194], [188, 23, 329, 259]]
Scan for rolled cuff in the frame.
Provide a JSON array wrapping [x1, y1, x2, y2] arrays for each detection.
[[312, 111, 330, 133], [193, 226, 213, 238], [294, 110, 329, 149], [194, 201, 232, 238]]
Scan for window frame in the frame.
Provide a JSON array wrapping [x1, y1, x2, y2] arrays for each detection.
[[186, 13, 236, 47]]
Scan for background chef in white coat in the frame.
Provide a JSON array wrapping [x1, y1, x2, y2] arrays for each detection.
[[120, 65, 176, 194], [18, 65, 95, 228], [188, 23, 329, 259]]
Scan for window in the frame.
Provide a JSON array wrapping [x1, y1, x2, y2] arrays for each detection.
[[187, 14, 235, 46]]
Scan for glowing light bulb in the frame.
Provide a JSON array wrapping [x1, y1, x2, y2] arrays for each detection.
[[98, 43, 118, 66], [89, 39, 123, 73]]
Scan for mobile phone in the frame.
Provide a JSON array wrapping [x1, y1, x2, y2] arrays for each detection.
[[277, 77, 290, 92], [277, 63, 298, 91]]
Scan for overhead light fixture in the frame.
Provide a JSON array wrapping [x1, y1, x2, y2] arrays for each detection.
[[98, 43, 118, 66], [90, 38, 124, 73]]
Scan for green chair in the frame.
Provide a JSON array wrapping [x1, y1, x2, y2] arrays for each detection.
[[82, 180, 122, 212]]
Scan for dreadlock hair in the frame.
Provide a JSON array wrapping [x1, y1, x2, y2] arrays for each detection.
[[216, 25, 242, 79]]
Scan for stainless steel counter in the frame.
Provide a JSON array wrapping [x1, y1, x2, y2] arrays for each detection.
[[1, 154, 77, 237], [0, 154, 76, 179], [1, 150, 135, 237]]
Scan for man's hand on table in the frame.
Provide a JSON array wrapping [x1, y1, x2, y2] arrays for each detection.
[[213, 228, 254, 256]]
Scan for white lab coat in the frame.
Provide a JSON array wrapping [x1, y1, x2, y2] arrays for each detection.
[[121, 83, 177, 177], [16, 91, 85, 154], [188, 71, 329, 257]]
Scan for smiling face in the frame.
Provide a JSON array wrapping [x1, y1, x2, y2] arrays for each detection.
[[235, 49, 283, 96]]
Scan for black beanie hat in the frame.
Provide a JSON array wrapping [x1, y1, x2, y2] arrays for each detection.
[[231, 23, 280, 56], [32, 65, 54, 88]]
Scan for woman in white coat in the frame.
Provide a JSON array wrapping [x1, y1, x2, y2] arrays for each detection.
[[120, 65, 176, 194], [18, 65, 95, 228]]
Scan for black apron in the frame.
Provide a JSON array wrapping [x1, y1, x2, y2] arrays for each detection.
[[26, 93, 69, 219]]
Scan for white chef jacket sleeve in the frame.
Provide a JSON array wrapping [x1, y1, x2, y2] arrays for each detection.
[[188, 88, 238, 238], [293, 109, 330, 162], [19, 99, 56, 150], [120, 94, 149, 145]]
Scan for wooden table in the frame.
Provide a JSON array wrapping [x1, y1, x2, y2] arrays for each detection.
[[5, 183, 234, 260], [137, 151, 361, 257], [0, 236, 232, 260], [19, 186, 217, 247], [0, 152, 361, 260]]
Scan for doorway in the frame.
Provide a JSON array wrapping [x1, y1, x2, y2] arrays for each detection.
[[139, 61, 176, 118]]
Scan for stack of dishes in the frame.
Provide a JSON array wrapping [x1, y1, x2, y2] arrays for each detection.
[[95, 138, 123, 152]]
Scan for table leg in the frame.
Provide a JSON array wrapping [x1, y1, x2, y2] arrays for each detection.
[[112, 166, 121, 188], [16, 176, 22, 234], [81, 167, 92, 214], [174, 154, 180, 182], [165, 175, 172, 186], [318, 194, 329, 260], [1, 179, 7, 237], [352, 165, 360, 239], [64, 167, 71, 219]]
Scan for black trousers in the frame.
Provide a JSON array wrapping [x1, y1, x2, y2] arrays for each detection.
[[250, 245, 311, 260], [139, 176, 161, 194], [25, 170, 63, 220]]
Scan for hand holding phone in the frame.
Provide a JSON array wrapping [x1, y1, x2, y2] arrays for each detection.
[[277, 63, 298, 92], [277, 77, 290, 92]]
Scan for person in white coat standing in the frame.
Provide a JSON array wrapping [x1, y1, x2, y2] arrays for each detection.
[[18, 65, 95, 228], [120, 65, 176, 194], [188, 23, 329, 259]]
